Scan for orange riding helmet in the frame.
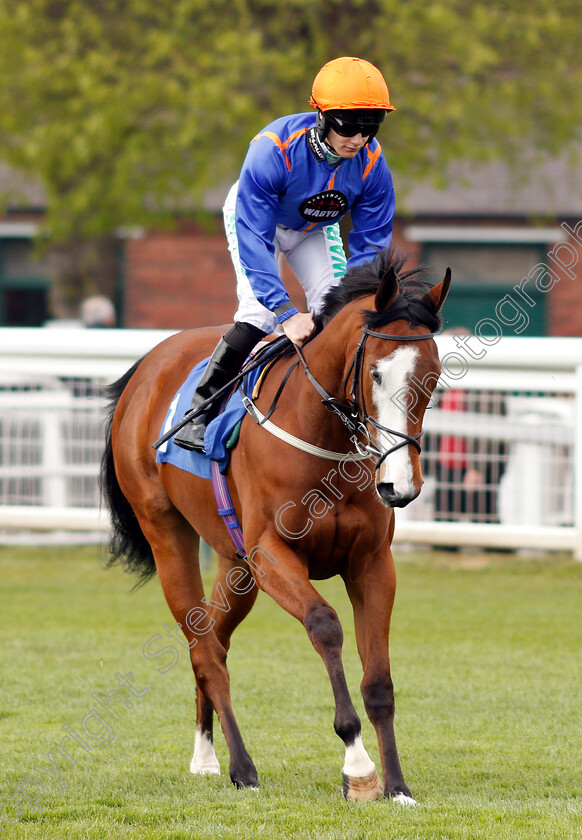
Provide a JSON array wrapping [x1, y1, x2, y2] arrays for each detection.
[[310, 56, 395, 142]]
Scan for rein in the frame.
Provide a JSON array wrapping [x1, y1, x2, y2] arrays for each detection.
[[153, 324, 436, 470], [242, 325, 435, 470], [152, 335, 291, 450]]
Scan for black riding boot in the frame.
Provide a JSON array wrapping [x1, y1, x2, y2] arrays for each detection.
[[174, 324, 265, 453]]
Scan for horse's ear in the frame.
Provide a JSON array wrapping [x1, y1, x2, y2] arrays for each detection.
[[375, 266, 399, 311], [423, 267, 451, 313]]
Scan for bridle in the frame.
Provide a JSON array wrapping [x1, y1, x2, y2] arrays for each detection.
[[154, 323, 436, 463], [293, 325, 435, 471]]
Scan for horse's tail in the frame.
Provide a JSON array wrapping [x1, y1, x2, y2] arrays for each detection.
[[100, 359, 157, 585]]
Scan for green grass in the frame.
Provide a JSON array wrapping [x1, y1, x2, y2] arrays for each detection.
[[0, 544, 581, 839]]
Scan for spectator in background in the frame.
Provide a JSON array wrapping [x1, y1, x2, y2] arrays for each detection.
[[434, 386, 483, 521], [80, 296, 116, 328], [434, 327, 484, 522]]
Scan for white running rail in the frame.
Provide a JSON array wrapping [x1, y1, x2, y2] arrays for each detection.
[[0, 329, 580, 559]]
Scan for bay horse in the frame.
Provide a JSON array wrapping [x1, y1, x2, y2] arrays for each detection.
[[101, 248, 450, 803]]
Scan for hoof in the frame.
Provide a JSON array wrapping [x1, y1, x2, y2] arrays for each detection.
[[342, 769, 383, 802], [233, 779, 260, 791], [190, 761, 221, 776], [230, 754, 259, 790], [390, 791, 418, 806]]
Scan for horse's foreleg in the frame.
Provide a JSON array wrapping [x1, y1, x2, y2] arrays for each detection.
[[345, 550, 415, 803], [137, 510, 259, 789], [192, 555, 259, 776], [251, 535, 382, 801]]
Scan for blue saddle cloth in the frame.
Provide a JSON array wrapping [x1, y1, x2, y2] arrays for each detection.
[[156, 358, 264, 478]]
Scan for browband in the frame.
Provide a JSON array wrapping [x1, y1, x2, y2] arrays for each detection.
[[362, 326, 435, 341]]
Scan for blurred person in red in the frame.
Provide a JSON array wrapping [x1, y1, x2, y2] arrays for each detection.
[[434, 328, 483, 521]]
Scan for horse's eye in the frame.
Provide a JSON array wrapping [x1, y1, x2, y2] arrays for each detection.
[[371, 369, 382, 385]]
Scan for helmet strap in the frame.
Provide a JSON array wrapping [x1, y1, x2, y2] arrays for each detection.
[[311, 112, 341, 162], [322, 141, 342, 164], [313, 111, 342, 163], [315, 110, 328, 142]]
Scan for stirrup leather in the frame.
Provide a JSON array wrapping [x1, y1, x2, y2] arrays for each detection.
[[173, 337, 247, 452]]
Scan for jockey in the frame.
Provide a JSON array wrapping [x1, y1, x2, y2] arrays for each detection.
[[175, 56, 396, 452]]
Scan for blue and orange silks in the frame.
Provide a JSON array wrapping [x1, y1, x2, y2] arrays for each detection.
[[234, 112, 395, 319]]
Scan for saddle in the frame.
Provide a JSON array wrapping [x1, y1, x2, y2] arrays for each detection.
[[155, 336, 294, 559], [155, 336, 292, 479]]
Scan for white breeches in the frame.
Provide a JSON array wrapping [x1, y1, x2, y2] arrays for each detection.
[[223, 181, 347, 334]]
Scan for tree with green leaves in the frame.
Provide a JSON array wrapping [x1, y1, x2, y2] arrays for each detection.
[[0, 0, 580, 311]]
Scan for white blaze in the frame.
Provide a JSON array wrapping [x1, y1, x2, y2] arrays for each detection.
[[371, 345, 419, 498]]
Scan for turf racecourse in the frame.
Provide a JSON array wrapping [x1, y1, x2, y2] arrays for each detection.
[[1, 545, 580, 840]]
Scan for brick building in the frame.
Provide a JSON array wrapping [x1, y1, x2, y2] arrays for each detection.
[[1, 153, 582, 335]]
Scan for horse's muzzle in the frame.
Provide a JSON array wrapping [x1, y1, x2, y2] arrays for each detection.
[[376, 482, 420, 509]]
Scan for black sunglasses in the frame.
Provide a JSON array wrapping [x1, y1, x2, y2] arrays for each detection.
[[326, 114, 381, 137]]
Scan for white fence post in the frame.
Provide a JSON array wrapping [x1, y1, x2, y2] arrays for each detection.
[[0, 328, 580, 556], [41, 404, 68, 509]]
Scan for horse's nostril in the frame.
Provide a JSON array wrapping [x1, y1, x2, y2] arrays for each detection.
[[377, 481, 418, 508], [378, 482, 396, 503]]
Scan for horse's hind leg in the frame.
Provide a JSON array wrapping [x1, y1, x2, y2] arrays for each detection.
[[192, 555, 259, 776], [138, 509, 259, 789]]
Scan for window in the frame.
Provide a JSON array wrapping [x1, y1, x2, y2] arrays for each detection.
[[0, 238, 53, 326], [422, 242, 547, 336]]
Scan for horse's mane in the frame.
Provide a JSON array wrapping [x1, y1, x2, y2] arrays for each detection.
[[316, 246, 442, 333]]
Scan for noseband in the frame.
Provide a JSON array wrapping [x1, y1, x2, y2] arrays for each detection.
[[295, 325, 435, 471]]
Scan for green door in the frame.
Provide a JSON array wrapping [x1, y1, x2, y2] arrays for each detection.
[[440, 282, 546, 336], [0, 238, 52, 326], [423, 243, 548, 337]]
